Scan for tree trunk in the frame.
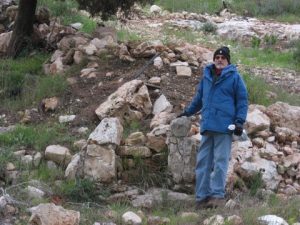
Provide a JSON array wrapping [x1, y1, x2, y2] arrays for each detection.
[[6, 0, 37, 58]]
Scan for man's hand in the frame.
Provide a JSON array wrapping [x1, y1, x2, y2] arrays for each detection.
[[234, 124, 243, 136]]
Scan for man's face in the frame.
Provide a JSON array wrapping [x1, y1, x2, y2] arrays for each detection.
[[214, 55, 229, 69]]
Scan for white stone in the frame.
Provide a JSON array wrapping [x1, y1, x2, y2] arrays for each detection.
[[29, 203, 80, 225], [176, 66, 192, 77], [150, 5, 162, 14], [258, 215, 288, 225], [45, 145, 72, 165], [70, 22, 82, 30], [122, 211, 142, 225], [88, 117, 123, 146], [65, 154, 81, 180], [27, 186, 45, 199], [21, 155, 33, 165], [170, 61, 189, 67], [203, 215, 224, 225], [152, 94, 172, 115], [148, 77, 161, 85], [33, 152, 42, 167], [83, 144, 116, 182], [95, 80, 152, 120], [153, 56, 163, 69], [246, 107, 270, 135], [59, 115, 76, 123]]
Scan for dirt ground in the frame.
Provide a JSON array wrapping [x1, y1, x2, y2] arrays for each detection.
[[59, 55, 202, 128], [0, 54, 202, 131]]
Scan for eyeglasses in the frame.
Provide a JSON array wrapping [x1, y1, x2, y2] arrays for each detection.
[[215, 55, 226, 60]]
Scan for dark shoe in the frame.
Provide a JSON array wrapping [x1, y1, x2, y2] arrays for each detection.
[[207, 197, 226, 208], [195, 197, 210, 210]]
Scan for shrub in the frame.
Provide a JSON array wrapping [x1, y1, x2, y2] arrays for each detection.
[[263, 34, 277, 48], [244, 172, 264, 196], [251, 36, 261, 49], [0, 147, 15, 181], [201, 22, 217, 34], [59, 178, 99, 202], [242, 73, 271, 106], [293, 39, 300, 63]]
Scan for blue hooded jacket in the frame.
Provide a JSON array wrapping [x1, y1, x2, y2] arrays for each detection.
[[184, 64, 248, 134]]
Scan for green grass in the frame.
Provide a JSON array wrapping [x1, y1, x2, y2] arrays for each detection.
[[0, 123, 76, 152], [161, 25, 200, 44], [123, 120, 143, 138], [155, 0, 222, 14], [59, 178, 100, 202], [155, 0, 300, 19], [0, 53, 68, 110], [242, 72, 300, 106], [233, 47, 298, 70], [38, 0, 97, 33], [31, 162, 65, 182], [117, 28, 143, 42]]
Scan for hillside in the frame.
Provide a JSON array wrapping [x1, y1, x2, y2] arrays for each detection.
[[0, 1, 300, 225]]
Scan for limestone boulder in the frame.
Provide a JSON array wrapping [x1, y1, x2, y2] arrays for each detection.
[[0, 31, 11, 55], [95, 80, 152, 121], [83, 144, 116, 182], [88, 117, 123, 146], [150, 111, 176, 129], [237, 155, 281, 190], [29, 203, 80, 225], [245, 105, 271, 135], [266, 102, 300, 133], [45, 145, 72, 166], [146, 125, 169, 152]]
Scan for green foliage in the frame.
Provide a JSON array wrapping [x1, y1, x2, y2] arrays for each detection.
[[263, 34, 277, 48], [242, 73, 270, 106], [251, 36, 261, 49], [201, 22, 217, 34], [117, 29, 143, 42], [155, 0, 300, 19], [244, 172, 264, 196], [76, 0, 152, 19], [34, 75, 67, 101], [38, 0, 97, 33], [230, 0, 300, 17], [162, 26, 199, 44], [241, 206, 268, 225], [32, 163, 65, 182], [293, 39, 300, 63], [155, 0, 221, 14], [0, 55, 67, 110], [59, 178, 99, 202], [234, 47, 296, 69], [125, 151, 170, 190], [0, 147, 15, 179], [0, 123, 75, 152], [0, 53, 47, 98], [0, 53, 68, 110], [123, 120, 142, 138]]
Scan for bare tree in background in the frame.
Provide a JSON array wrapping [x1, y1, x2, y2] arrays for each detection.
[[7, 0, 37, 58]]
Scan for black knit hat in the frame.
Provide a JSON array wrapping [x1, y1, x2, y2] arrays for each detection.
[[213, 46, 231, 64]]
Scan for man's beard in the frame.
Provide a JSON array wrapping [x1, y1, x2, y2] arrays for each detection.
[[214, 63, 226, 69]]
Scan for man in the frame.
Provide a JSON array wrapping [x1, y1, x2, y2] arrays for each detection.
[[178, 46, 248, 209]]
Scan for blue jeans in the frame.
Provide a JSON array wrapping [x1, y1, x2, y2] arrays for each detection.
[[195, 132, 232, 201]]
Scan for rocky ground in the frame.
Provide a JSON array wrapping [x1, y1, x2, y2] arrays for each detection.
[[0, 3, 300, 225]]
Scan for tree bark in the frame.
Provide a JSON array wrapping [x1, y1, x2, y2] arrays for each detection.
[[7, 0, 37, 58]]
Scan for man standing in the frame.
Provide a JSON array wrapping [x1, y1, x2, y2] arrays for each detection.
[[178, 46, 248, 209]]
